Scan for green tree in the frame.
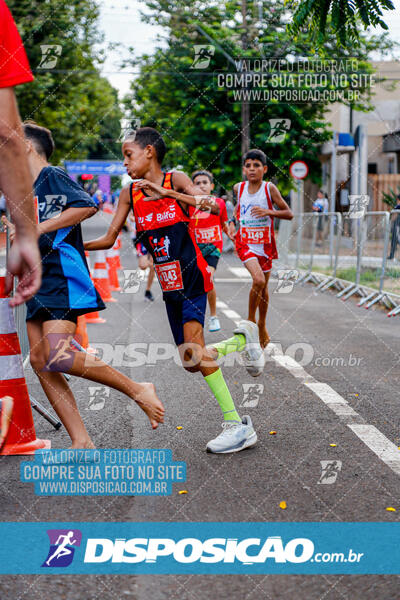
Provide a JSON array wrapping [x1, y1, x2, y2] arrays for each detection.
[[9, 0, 122, 164], [289, 0, 395, 47], [123, 0, 394, 194]]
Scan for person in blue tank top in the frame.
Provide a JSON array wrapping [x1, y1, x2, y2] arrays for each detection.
[[3, 122, 164, 448]]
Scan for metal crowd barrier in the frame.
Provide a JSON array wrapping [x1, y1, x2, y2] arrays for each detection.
[[275, 208, 400, 316]]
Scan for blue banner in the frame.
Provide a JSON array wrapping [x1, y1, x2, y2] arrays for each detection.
[[64, 160, 125, 176], [0, 522, 398, 574]]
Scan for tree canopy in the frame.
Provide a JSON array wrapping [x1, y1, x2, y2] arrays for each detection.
[[9, 0, 122, 164], [123, 0, 395, 193]]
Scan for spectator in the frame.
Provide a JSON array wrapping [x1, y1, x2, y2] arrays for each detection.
[[92, 188, 104, 209], [0, 192, 6, 218], [222, 194, 235, 252], [388, 195, 400, 260], [111, 188, 120, 205], [312, 189, 329, 246], [0, 0, 41, 305]]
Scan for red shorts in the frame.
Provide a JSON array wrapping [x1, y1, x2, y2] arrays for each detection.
[[235, 239, 272, 272]]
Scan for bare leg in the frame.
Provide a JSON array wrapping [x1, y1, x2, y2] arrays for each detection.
[[207, 266, 217, 316], [27, 320, 95, 448], [179, 320, 219, 376], [243, 258, 265, 323], [0, 396, 14, 448], [146, 263, 155, 291], [31, 319, 164, 431], [258, 271, 271, 348]]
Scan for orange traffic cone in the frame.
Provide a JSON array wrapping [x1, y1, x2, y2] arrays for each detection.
[[103, 203, 114, 214], [115, 234, 122, 270], [74, 315, 89, 349], [0, 277, 51, 455], [92, 250, 117, 303], [85, 310, 106, 324], [85, 250, 91, 271], [84, 251, 106, 323], [106, 247, 121, 292]]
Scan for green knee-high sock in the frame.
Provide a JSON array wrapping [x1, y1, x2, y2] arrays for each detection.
[[204, 369, 241, 422], [211, 334, 246, 361]]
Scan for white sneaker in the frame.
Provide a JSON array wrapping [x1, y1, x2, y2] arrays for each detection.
[[209, 316, 221, 332], [234, 319, 265, 377], [206, 415, 257, 453]]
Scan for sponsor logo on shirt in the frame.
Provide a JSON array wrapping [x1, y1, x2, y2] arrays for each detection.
[[148, 235, 171, 262], [156, 205, 176, 223]]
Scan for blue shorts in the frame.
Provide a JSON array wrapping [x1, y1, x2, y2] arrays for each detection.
[[165, 294, 207, 346]]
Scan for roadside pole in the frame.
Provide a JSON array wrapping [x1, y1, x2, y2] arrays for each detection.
[[329, 131, 337, 268]]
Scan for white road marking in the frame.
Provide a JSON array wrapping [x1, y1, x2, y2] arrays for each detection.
[[216, 300, 241, 325], [228, 267, 251, 278], [348, 424, 400, 476], [219, 269, 400, 476], [305, 382, 349, 405], [215, 278, 253, 283]]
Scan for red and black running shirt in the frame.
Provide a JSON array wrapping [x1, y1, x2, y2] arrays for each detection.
[[130, 172, 213, 302]]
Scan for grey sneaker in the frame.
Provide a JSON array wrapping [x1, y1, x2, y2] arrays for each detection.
[[206, 415, 257, 454], [234, 319, 265, 377], [209, 316, 221, 332]]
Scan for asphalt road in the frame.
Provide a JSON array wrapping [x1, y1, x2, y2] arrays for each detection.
[[1, 211, 399, 599]]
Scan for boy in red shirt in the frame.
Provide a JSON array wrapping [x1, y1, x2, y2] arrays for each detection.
[[189, 170, 231, 332], [86, 128, 264, 453]]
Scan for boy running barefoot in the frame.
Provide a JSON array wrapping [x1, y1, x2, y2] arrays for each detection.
[[229, 149, 293, 367], [85, 127, 261, 453], [189, 170, 232, 332], [4, 123, 164, 448]]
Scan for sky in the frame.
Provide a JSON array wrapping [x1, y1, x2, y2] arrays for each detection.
[[98, 0, 400, 100], [98, 0, 164, 99]]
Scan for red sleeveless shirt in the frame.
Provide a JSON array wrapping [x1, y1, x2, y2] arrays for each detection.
[[130, 172, 213, 301]]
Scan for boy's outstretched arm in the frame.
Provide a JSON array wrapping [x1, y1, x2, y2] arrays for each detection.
[[251, 183, 293, 220], [134, 172, 220, 215], [2, 206, 97, 239], [84, 186, 131, 251], [38, 206, 97, 235]]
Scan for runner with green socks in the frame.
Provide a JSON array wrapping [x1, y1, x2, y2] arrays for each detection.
[[85, 127, 260, 453]]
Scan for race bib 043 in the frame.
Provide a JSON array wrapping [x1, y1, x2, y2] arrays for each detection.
[[155, 260, 184, 292]]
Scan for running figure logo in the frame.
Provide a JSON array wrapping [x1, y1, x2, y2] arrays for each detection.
[[191, 45, 215, 69], [122, 269, 147, 293], [148, 235, 171, 260], [267, 119, 291, 143], [43, 334, 75, 372], [88, 386, 110, 411], [318, 460, 342, 484], [39, 195, 67, 222], [348, 195, 369, 219], [240, 384, 264, 408], [38, 45, 62, 69], [42, 529, 82, 567], [274, 269, 299, 294]]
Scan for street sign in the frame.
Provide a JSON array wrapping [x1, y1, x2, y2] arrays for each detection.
[[290, 161, 308, 180]]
